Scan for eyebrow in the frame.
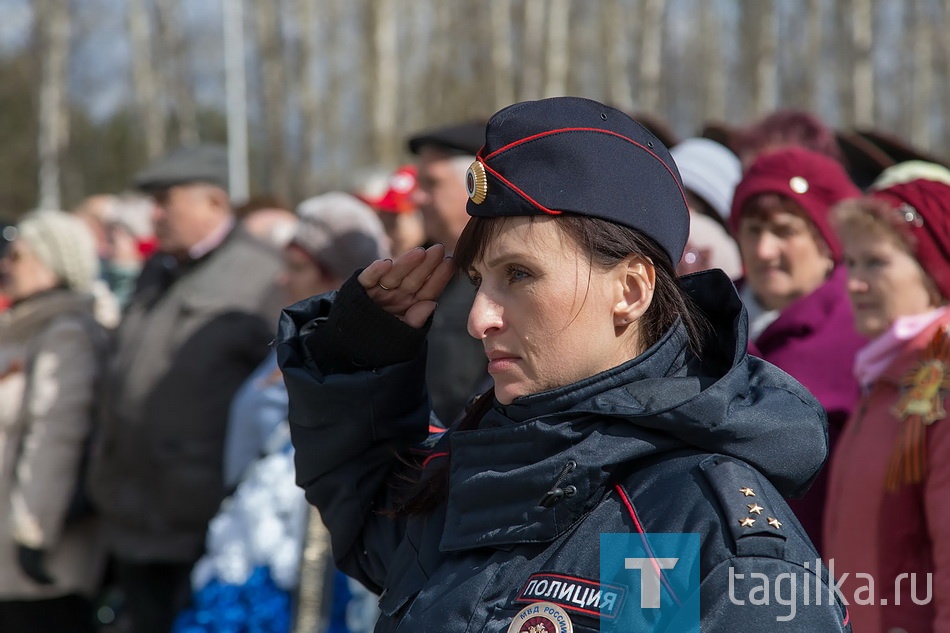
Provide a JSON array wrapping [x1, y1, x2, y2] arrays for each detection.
[[482, 249, 540, 270]]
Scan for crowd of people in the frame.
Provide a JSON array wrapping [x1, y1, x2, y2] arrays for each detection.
[[0, 97, 947, 633]]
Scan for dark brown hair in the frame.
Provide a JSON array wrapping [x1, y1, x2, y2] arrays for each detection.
[[394, 214, 708, 516]]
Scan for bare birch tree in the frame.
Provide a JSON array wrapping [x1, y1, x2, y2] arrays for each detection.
[[36, 0, 71, 210], [543, 0, 571, 97], [943, 0, 950, 152], [852, 0, 874, 127], [602, 0, 634, 112], [294, 0, 321, 196], [254, 0, 291, 200], [426, 0, 453, 115], [491, 0, 515, 107], [834, 0, 856, 128], [520, 0, 546, 100], [699, 0, 724, 121], [804, 0, 822, 112], [128, 0, 165, 160], [155, 0, 199, 145], [910, 0, 933, 149], [321, 0, 350, 188], [370, 0, 400, 166], [638, 0, 664, 114], [752, 0, 777, 118]]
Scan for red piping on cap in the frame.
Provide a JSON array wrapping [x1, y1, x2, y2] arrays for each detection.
[[482, 127, 690, 210], [475, 153, 562, 216]]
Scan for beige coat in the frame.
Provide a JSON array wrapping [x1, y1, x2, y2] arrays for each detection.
[[0, 290, 105, 598]]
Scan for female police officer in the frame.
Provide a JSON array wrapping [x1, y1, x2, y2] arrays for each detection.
[[277, 97, 852, 632]]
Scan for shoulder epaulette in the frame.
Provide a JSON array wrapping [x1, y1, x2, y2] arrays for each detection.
[[699, 455, 789, 558]]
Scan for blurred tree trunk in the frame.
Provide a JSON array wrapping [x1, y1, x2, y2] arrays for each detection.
[[852, 0, 874, 128], [602, 0, 633, 112], [699, 0, 724, 121], [370, 0, 400, 166], [942, 0, 950, 154], [543, 0, 570, 97], [804, 0, 822, 112], [520, 0, 545, 100], [751, 0, 777, 118], [295, 0, 320, 197], [910, 0, 933, 149], [254, 0, 292, 200], [321, 0, 342, 187], [128, 0, 165, 160], [154, 0, 199, 145], [426, 0, 452, 114], [638, 0, 664, 114], [36, 0, 71, 210], [491, 0, 515, 107], [835, 0, 855, 128]]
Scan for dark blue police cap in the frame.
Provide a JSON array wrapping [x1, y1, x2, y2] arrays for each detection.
[[465, 97, 690, 266]]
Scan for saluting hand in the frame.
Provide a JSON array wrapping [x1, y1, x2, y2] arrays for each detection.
[[358, 244, 455, 329]]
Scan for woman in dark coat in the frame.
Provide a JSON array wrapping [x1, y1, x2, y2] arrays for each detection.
[[278, 97, 851, 632]]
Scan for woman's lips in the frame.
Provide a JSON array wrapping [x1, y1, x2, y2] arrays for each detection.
[[486, 354, 520, 374]]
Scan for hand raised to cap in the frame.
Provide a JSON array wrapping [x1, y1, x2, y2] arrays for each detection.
[[358, 244, 455, 329]]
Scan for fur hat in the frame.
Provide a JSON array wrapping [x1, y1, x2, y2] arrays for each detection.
[[292, 193, 391, 280], [730, 146, 861, 261], [17, 210, 100, 292]]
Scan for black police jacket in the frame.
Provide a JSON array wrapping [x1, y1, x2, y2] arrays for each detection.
[[276, 270, 853, 632]]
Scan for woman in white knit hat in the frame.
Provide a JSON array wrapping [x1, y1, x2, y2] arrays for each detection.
[[0, 210, 105, 633]]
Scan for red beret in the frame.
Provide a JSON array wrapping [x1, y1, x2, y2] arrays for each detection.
[[871, 179, 950, 300], [730, 146, 861, 261]]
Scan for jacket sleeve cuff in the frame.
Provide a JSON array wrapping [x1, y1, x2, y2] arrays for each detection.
[[302, 271, 432, 374]]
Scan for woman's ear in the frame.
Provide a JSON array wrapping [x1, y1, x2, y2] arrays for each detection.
[[614, 256, 656, 328]]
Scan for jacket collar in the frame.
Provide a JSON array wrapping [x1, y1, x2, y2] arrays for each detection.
[[0, 289, 94, 344], [440, 270, 827, 552]]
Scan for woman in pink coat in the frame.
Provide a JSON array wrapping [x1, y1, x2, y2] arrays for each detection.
[[826, 176, 950, 633]]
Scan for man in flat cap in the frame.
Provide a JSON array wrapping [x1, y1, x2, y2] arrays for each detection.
[[87, 144, 282, 633], [407, 122, 490, 424]]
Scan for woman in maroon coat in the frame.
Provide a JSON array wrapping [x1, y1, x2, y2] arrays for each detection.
[[730, 146, 867, 553]]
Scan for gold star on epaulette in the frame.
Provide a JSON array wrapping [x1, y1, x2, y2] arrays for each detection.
[[747, 503, 764, 515], [739, 487, 755, 497], [767, 517, 782, 529], [739, 517, 756, 527]]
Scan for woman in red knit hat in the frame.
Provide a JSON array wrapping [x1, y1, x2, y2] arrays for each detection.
[[826, 176, 950, 633], [730, 146, 867, 553]]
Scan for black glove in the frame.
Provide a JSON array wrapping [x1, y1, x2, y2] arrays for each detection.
[[17, 545, 55, 585]]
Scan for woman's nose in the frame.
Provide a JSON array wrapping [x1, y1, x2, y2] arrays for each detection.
[[847, 271, 868, 294], [467, 290, 503, 340], [753, 232, 780, 261]]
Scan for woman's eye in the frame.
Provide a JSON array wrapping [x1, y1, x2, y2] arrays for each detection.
[[467, 273, 482, 288], [506, 266, 530, 283]]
